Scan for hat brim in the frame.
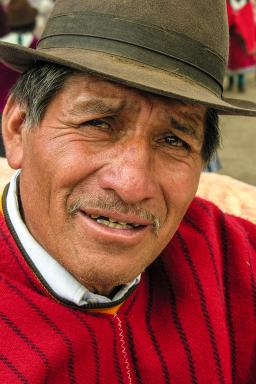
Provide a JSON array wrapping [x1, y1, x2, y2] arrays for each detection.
[[1, 41, 256, 116]]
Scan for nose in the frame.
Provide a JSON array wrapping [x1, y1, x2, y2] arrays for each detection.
[[97, 139, 158, 204]]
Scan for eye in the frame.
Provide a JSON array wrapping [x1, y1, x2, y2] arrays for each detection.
[[83, 119, 111, 130], [165, 135, 183, 147], [160, 134, 189, 149]]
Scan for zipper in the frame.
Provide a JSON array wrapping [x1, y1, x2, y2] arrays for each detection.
[[115, 314, 133, 384]]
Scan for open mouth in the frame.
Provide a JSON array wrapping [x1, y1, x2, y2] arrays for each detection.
[[87, 214, 143, 230]]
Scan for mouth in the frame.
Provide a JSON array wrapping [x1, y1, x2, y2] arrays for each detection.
[[73, 208, 151, 245], [87, 214, 143, 230]]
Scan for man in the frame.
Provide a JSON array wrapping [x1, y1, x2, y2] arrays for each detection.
[[0, 1, 255, 383]]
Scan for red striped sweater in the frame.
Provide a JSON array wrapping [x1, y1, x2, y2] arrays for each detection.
[[0, 196, 256, 383]]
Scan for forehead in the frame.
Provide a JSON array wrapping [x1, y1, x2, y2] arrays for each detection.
[[59, 73, 206, 121]]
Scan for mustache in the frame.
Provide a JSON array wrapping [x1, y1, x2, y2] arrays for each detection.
[[67, 194, 161, 235]]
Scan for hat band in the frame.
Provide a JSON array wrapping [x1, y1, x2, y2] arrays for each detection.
[[38, 12, 225, 95]]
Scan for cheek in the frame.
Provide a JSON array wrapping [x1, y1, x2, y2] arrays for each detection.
[[53, 151, 105, 193], [154, 165, 201, 253], [161, 161, 202, 215], [34, 137, 105, 191]]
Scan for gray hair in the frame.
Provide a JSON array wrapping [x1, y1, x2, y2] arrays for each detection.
[[11, 62, 76, 129], [11, 61, 220, 162]]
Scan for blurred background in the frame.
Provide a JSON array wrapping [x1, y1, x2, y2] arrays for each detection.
[[219, 0, 256, 186], [220, 76, 256, 186]]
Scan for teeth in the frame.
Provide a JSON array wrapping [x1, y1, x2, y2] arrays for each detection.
[[96, 218, 109, 225], [96, 218, 134, 229], [89, 214, 140, 229]]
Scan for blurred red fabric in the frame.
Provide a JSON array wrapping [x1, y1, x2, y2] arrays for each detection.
[[227, 0, 256, 70]]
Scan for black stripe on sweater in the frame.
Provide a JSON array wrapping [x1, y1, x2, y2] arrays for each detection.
[[177, 231, 226, 384], [220, 214, 237, 383], [184, 216, 222, 292], [72, 311, 101, 384], [236, 223, 256, 326], [5, 279, 77, 384], [248, 234, 256, 251], [247, 231, 256, 327], [0, 227, 41, 294], [193, 199, 213, 217], [146, 270, 171, 384], [124, 319, 144, 384], [124, 291, 139, 316], [233, 220, 256, 333], [159, 259, 198, 384], [0, 353, 30, 384], [0, 311, 50, 384]]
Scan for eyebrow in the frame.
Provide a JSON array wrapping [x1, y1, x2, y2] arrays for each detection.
[[180, 110, 204, 126], [170, 116, 201, 140], [69, 98, 126, 116]]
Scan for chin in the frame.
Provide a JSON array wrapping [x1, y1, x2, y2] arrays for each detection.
[[76, 264, 140, 292]]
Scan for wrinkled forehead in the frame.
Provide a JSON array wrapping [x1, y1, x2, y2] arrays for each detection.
[[62, 72, 207, 120]]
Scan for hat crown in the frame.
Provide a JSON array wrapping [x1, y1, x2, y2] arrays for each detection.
[[52, 0, 228, 62], [1, 0, 256, 115]]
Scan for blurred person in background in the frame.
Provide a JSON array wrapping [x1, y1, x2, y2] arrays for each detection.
[[226, 0, 256, 92], [0, 3, 9, 37], [0, 0, 38, 157]]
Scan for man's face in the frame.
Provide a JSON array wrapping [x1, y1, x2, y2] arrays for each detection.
[[8, 74, 206, 295]]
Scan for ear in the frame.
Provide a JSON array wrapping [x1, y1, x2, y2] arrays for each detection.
[[2, 96, 27, 170]]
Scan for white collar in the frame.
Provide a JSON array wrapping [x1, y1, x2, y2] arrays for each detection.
[[6, 171, 140, 306]]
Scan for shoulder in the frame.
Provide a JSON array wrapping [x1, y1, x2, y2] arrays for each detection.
[[196, 172, 256, 224], [163, 197, 256, 260], [185, 196, 256, 243], [159, 197, 256, 300]]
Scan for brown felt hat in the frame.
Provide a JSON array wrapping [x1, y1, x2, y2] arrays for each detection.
[[0, 0, 256, 116]]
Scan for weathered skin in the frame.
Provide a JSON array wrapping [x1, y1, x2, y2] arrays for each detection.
[[2, 73, 205, 296]]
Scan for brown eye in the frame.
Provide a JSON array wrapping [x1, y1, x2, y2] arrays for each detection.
[[85, 119, 111, 130], [163, 134, 189, 149], [165, 135, 183, 147]]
